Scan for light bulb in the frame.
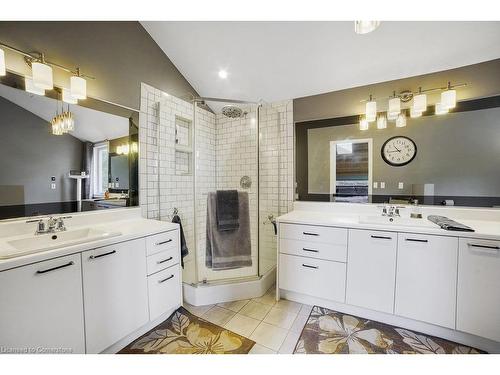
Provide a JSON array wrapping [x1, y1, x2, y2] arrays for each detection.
[[25, 76, 45, 95], [388, 97, 401, 116], [70, 75, 87, 100], [396, 113, 407, 128], [377, 114, 387, 129], [359, 118, 369, 131], [365, 100, 377, 122], [0, 48, 5, 76], [354, 21, 381, 34], [413, 93, 427, 112], [435, 102, 449, 115], [441, 89, 456, 109], [32, 61, 53, 90]]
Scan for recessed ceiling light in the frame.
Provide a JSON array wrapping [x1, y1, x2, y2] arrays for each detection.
[[218, 70, 228, 79]]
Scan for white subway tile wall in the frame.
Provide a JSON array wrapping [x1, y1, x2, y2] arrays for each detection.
[[139, 82, 294, 285]]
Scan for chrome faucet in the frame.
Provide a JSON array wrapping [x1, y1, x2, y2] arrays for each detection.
[[26, 216, 71, 235]]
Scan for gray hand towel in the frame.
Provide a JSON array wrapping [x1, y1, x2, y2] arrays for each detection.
[[216, 190, 239, 231], [206, 191, 252, 270], [427, 215, 475, 232]]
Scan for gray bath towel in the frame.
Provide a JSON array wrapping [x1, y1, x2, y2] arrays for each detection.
[[206, 191, 252, 270], [216, 190, 239, 231]]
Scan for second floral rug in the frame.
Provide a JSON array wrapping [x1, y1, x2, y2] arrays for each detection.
[[294, 306, 484, 354]]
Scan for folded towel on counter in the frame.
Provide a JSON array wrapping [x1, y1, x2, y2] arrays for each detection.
[[216, 190, 240, 231], [427, 215, 475, 232], [172, 214, 189, 268], [206, 191, 252, 270]]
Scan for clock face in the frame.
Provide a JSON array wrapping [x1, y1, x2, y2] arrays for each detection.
[[381, 136, 417, 166]]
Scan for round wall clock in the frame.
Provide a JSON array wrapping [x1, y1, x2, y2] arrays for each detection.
[[381, 136, 417, 167]]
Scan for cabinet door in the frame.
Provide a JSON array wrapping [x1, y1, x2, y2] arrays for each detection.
[[346, 229, 397, 313], [395, 234, 458, 328], [457, 238, 500, 342], [0, 254, 85, 353], [148, 265, 182, 321], [82, 238, 149, 353]]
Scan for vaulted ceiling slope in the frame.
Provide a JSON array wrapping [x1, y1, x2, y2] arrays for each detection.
[[141, 21, 500, 105]]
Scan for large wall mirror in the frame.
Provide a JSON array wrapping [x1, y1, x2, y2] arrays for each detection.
[[296, 96, 500, 207], [0, 73, 139, 220]]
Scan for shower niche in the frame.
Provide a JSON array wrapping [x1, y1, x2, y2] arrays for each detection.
[[175, 116, 193, 176]]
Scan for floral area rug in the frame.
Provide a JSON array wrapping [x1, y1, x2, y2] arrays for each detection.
[[294, 306, 485, 354], [118, 307, 255, 354]]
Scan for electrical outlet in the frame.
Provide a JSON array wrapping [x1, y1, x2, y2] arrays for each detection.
[[398, 182, 404, 189], [380, 182, 385, 189], [373, 182, 378, 189]]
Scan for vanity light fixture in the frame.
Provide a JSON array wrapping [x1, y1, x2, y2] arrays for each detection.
[[354, 21, 381, 34], [410, 107, 422, 118], [70, 68, 87, 100], [395, 113, 407, 128], [441, 82, 456, 109], [0, 48, 5, 76], [413, 88, 427, 113], [387, 111, 398, 121], [62, 88, 78, 104], [24, 76, 45, 96], [388, 92, 401, 116], [365, 95, 377, 122], [435, 102, 449, 115], [359, 117, 369, 131], [32, 54, 53, 90], [377, 114, 387, 129]]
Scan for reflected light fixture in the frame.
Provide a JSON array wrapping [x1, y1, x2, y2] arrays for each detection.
[[70, 68, 87, 100], [365, 95, 377, 122], [25, 76, 45, 95], [354, 21, 381, 34], [441, 82, 456, 109], [359, 117, 369, 131], [337, 142, 353, 155], [413, 88, 427, 113], [218, 69, 228, 79], [377, 114, 387, 129], [396, 113, 407, 128], [0, 48, 5, 76], [435, 102, 449, 115], [62, 88, 78, 104], [388, 93, 401, 116], [410, 107, 422, 118], [387, 111, 398, 121], [32, 54, 53, 90]]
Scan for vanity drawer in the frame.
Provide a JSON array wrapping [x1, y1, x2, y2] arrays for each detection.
[[146, 230, 179, 256], [147, 247, 180, 276], [280, 223, 347, 245], [147, 265, 181, 321], [280, 238, 347, 263], [279, 253, 346, 303]]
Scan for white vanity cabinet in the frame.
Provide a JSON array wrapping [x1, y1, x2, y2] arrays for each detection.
[[346, 229, 397, 314], [394, 233, 458, 329], [81, 238, 149, 354], [457, 238, 500, 342], [0, 253, 85, 353]]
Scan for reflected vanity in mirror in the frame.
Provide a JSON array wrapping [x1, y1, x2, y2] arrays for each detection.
[[0, 72, 139, 220], [296, 95, 500, 207]]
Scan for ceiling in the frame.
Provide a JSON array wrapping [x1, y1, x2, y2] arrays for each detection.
[[142, 21, 500, 112], [0, 84, 129, 143]]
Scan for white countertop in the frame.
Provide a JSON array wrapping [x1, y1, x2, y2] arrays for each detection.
[[277, 210, 500, 241], [0, 211, 179, 272]]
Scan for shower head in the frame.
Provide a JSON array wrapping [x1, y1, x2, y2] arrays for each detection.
[[221, 105, 247, 118]]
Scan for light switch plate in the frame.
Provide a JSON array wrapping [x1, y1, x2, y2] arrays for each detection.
[[380, 182, 385, 189], [51, 183, 56, 190], [373, 182, 378, 189], [398, 182, 404, 189]]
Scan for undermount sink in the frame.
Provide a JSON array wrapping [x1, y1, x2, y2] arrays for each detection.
[[1, 228, 122, 259], [359, 215, 439, 228]]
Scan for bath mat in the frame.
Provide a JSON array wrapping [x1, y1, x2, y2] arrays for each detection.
[[293, 306, 485, 354], [118, 306, 255, 354]]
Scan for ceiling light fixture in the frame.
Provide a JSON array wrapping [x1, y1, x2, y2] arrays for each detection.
[[354, 21, 381, 35], [218, 69, 228, 79], [365, 95, 377, 122], [0, 48, 5, 76], [24, 76, 45, 95]]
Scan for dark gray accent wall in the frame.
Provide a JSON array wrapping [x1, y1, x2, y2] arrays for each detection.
[[0, 22, 199, 110], [0, 97, 83, 205]]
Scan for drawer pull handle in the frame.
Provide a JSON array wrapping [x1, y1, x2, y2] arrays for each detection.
[[156, 239, 173, 246], [302, 264, 318, 269], [89, 250, 116, 260], [468, 243, 500, 251], [158, 274, 175, 284], [371, 235, 392, 240], [302, 248, 319, 253], [157, 256, 174, 264], [303, 232, 319, 236], [405, 238, 428, 243], [36, 261, 74, 274]]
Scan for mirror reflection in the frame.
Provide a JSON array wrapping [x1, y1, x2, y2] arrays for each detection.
[[0, 82, 138, 219]]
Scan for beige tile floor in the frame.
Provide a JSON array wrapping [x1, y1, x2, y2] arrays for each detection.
[[183, 286, 313, 354]]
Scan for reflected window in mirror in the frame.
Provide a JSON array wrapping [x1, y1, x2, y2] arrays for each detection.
[[92, 142, 109, 197]]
